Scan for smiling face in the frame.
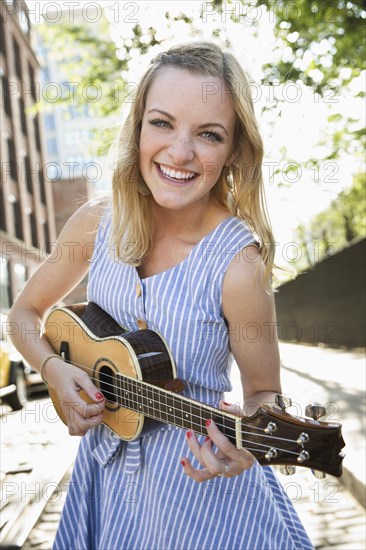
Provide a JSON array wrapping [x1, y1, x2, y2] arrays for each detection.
[[139, 67, 237, 213]]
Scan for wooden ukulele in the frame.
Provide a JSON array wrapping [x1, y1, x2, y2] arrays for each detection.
[[44, 302, 345, 477]]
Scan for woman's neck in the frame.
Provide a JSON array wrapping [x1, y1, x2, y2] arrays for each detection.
[[150, 199, 230, 241]]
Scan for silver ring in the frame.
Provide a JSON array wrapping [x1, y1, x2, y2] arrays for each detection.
[[217, 459, 230, 478]]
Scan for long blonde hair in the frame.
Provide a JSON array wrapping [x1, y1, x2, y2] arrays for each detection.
[[111, 41, 275, 285]]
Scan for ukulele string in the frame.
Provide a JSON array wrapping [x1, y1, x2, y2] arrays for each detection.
[[58, 357, 302, 450]]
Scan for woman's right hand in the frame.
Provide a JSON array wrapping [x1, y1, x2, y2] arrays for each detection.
[[45, 356, 106, 436]]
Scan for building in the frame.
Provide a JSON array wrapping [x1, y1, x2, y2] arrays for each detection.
[[0, 0, 57, 312], [35, 7, 114, 196]]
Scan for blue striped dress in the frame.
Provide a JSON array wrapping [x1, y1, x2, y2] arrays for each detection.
[[53, 210, 313, 550]]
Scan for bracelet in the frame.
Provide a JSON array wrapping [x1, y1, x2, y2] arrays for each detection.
[[40, 354, 60, 384]]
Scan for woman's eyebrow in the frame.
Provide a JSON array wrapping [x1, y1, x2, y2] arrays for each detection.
[[147, 109, 228, 135], [148, 109, 175, 120]]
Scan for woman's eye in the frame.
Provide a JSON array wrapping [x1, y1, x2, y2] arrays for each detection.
[[148, 118, 171, 128], [201, 131, 224, 143]]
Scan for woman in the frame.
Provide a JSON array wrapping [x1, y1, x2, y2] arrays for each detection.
[[9, 42, 313, 549]]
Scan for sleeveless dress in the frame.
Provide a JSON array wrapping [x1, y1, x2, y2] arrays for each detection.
[[53, 210, 314, 550]]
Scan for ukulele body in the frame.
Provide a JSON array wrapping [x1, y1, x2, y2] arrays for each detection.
[[44, 303, 179, 440]]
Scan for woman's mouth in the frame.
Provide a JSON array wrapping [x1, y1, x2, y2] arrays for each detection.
[[156, 163, 198, 184]]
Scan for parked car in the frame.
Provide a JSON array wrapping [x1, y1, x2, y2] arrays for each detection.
[[0, 314, 46, 411]]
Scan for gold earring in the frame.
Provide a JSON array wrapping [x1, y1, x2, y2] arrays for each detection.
[[137, 178, 151, 196]]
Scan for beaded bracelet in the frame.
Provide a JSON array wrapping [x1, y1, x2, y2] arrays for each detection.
[[40, 354, 60, 384]]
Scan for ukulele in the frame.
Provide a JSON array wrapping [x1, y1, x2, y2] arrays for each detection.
[[44, 302, 345, 477]]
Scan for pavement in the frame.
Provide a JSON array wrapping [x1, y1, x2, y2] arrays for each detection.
[[3, 342, 365, 549], [279, 342, 365, 508], [226, 341, 366, 548]]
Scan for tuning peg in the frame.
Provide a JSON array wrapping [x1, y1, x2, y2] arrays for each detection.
[[305, 403, 327, 420], [275, 394, 292, 411], [311, 469, 326, 479], [279, 465, 296, 476]]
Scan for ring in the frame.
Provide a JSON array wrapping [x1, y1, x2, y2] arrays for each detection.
[[217, 458, 230, 478]]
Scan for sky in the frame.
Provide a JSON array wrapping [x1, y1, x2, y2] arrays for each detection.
[[24, 0, 364, 258]]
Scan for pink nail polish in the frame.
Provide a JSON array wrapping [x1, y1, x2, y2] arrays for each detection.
[[95, 392, 104, 400]]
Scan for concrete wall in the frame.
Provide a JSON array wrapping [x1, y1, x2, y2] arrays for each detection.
[[275, 239, 366, 348]]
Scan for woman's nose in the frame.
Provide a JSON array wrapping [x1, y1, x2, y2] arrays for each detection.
[[167, 134, 195, 164]]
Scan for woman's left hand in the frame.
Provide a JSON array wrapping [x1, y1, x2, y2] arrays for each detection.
[[180, 401, 256, 483]]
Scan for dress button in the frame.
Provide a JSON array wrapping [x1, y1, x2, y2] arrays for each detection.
[[136, 283, 142, 297], [137, 319, 148, 330]]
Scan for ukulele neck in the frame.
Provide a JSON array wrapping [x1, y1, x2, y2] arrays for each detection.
[[117, 373, 240, 445]]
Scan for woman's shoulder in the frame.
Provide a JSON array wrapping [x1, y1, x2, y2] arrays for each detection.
[[62, 196, 111, 234], [55, 196, 111, 261]]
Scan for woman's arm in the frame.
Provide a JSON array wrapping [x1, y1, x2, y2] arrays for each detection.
[[222, 244, 282, 412], [8, 199, 108, 435], [181, 244, 279, 482]]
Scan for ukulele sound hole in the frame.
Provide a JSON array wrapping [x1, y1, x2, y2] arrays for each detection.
[[99, 365, 117, 403]]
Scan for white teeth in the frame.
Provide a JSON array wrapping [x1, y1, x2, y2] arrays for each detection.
[[159, 164, 196, 180]]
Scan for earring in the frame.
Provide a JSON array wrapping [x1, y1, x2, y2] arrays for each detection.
[[225, 167, 235, 192], [137, 178, 152, 196]]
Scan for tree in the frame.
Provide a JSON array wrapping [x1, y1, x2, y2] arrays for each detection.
[[294, 171, 366, 270], [255, 0, 365, 93]]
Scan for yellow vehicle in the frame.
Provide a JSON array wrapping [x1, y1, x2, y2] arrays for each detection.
[[0, 314, 45, 411]]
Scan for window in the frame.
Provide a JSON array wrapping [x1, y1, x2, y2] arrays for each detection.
[[7, 138, 18, 183], [39, 169, 46, 204], [47, 138, 58, 156], [43, 222, 51, 254], [34, 115, 42, 152], [62, 104, 90, 120], [0, 15, 7, 58], [0, 260, 11, 311], [12, 200, 23, 240], [30, 212, 37, 248], [64, 129, 91, 147], [13, 262, 27, 298], [2, 74, 12, 118], [28, 63, 37, 102], [19, 96, 27, 136], [0, 188, 6, 231], [44, 114, 55, 131], [41, 67, 51, 82], [13, 38, 22, 81], [18, 9, 30, 35], [24, 156, 33, 194]]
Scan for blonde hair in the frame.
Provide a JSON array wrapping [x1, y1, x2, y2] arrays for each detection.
[[111, 41, 275, 285]]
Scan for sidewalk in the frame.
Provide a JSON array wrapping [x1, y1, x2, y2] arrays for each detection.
[[279, 342, 365, 508], [226, 342, 366, 549], [19, 343, 366, 549], [227, 342, 365, 506]]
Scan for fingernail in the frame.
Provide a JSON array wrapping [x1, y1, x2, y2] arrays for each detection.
[[206, 419, 212, 427], [95, 392, 104, 400], [180, 459, 186, 467], [222, 401, 231, 406], [204, 436, 210, 442], [186, 431, 193, 439]]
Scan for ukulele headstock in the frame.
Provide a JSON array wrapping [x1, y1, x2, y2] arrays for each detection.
[[241, 402, 345, 477]]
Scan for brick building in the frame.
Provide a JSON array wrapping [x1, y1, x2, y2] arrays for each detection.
[[0, 0, 56, 312]]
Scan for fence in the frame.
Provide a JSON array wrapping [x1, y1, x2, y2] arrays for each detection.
[[275, 238, 366, 348]]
